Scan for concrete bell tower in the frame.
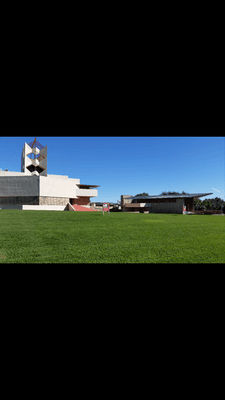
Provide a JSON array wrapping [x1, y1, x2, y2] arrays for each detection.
[[21, 138, 47, 176]]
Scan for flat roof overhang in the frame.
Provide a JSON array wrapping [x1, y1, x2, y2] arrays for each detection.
[[126, 193, 213, 200], [77, 184, 100, 189]]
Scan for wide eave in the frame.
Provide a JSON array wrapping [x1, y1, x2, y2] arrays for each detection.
[[127, 193, 213, 200], [77, 184, 100, 189]]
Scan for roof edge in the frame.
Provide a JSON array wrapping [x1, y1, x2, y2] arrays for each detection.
[[127, 193, 213, 200]]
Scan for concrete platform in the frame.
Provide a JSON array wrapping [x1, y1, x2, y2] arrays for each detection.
[[0, 205, 66, 211]]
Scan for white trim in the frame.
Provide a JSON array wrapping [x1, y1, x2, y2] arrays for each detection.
[[22, 205, 66, 211]]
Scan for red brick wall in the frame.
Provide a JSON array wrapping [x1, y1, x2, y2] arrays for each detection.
[[70, 197, 90, 205]]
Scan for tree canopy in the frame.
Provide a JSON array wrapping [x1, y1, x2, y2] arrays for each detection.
[[135, 192, 149, 197], [159, 191, 190, 195], [194, 197, 225, 210], [135, 191, 189, 197]]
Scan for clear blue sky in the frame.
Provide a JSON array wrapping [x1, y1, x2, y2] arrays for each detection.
[[0, 136, 224, 202]]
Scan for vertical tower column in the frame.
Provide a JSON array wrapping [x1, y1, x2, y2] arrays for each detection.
[[21, 139, 47, 176]]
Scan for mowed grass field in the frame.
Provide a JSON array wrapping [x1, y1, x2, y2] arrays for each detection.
[[0, 210, 224, 263]]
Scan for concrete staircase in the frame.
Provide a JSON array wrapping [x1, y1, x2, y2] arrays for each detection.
[[72, 205, 99, 211], [66, 203, 99, 212]]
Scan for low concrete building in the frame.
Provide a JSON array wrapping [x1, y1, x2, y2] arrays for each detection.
[[121, 193, 213, 214], [0, 138, 99, 210]]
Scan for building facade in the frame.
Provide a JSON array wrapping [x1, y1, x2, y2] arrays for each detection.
[[0, 139, 99, 210], [121, 193, 213, 214]]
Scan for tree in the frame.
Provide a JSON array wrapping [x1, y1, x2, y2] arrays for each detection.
[[201, 197, 224, 210], [159, 191, 189, 196], [207, 201, 212, 210], [194, 198, 202, 210], [135, 192, 149, 197], [133, 192, 149, 204]]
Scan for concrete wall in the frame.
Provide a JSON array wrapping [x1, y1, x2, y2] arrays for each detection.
[[47, 174, 70, 180], [40, 177, 98, 199], [0, 176, 39, 196], [148, 199, 184, 214], [39, 176, 77, 198], [0, 171, 27, 176], [124, 199, 184, 213], [76, 188, 98, 198]]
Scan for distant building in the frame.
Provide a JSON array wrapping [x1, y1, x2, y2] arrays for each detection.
[[0, 138, 99, 211], [121, 195, 133, 209], [90, 201, 117, 211], [121, 193, 213, 214]]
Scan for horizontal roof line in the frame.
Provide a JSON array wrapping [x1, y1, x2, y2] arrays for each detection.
[[77, 184, 100, 188], [126, 193, 213, 199]]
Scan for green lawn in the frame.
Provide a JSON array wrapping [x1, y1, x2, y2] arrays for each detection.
[[0, 210, 224, 263]]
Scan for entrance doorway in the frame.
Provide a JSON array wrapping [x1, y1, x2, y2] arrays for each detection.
[[184, 198, 193, 212]]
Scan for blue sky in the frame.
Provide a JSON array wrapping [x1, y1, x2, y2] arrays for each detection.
[[0, 136, 224, 202]]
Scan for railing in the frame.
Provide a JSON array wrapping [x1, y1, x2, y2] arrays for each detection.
[[28, 140, 45, 150]]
